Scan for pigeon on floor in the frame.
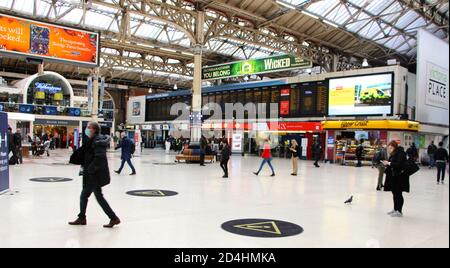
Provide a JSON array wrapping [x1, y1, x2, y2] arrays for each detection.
[[344, 195, 353, 204]]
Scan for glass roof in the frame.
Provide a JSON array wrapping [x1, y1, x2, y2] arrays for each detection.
[[282, 0, 449, 57]]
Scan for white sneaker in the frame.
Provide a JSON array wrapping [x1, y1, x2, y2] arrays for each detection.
[[391, 211, 403, 217], [387, 210, 396, 215]]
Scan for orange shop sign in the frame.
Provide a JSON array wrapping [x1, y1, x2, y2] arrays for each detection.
[[321, 120, 420, 131]]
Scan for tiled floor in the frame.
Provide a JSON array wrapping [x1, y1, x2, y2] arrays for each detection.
[[1, 149, 448, 248]]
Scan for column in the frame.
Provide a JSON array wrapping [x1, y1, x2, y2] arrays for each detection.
[[38, 63, 44, 75], [92, 67, 100, 120], [190, 11, 205, 142]]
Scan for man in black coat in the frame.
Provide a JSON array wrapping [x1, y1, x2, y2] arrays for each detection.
[[312, 139, 322, 168], [220, 140, 231, 178], [356, 139, 365, 167], [434, 142, 449, 184], [200, 135, 208, 166], [13, 129, 23, 164], [69, 122, 120, 228]]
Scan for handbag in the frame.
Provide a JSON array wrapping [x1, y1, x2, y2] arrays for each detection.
[[404, 159, 420, 176]]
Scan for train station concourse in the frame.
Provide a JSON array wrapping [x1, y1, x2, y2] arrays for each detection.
[[0, 0, 449, 253]]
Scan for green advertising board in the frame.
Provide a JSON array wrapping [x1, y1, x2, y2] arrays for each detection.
[[202, 55, 312, 80]]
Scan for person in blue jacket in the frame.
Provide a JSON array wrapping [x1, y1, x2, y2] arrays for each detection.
[[114, 132, 137, 175]]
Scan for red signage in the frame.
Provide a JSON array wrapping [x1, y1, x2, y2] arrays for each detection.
[[271, 122, 322, 132], [280, 89, 291, 96], [280, 100, 290, 116]]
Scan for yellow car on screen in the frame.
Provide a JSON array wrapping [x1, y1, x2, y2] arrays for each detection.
[[359, 88, 390, 104]]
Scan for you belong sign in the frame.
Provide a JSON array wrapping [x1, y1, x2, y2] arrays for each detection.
[[202, 54, 312, 80]]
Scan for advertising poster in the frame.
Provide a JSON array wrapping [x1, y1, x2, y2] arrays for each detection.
[[0, 13, 99, 66], [202, 55, 312, 80], [328, 73, 393, 116], [132, 101, 141, 117], [99, 77, 105, 112], [87, 77, 92, 113], [0, 112, 9, 194], [232, 133, 243, 153], [280, 101, 290, 116], [425, 62, 448, 109]]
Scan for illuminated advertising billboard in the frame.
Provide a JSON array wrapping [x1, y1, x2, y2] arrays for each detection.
[[0, 13, 99, 66], [202, 55, 312, 80], [328, 73, 394, 116]]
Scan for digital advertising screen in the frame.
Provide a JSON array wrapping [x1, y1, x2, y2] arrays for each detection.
[[328, 73, 394, 116], [0, 13, 99, 66]]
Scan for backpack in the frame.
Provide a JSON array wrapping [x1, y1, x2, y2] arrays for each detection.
[[372, 151, 382, 165]]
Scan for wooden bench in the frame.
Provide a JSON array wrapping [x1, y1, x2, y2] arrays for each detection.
[[175, 149, 215, 163]]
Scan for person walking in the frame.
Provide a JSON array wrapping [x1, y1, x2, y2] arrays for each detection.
[[373, 142, 388, 191], [200, 135, 208, 166], [289, 139, 300, 176], [13, 129, 23, 164], [69, 121, 120, 228], [427, 141, 438, 168], [383, 141, 410, 218], [434, 142, 449, 185], [220, 140, 231, 178], [312, 138, 322, 168], [114, 132, 137, 175], [406, 143, 419, 162], [254, 139, 275, 177], [356, 139, 365, 167]]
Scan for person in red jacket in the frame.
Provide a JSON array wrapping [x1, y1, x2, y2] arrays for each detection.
[[254, 139, 275, 177]]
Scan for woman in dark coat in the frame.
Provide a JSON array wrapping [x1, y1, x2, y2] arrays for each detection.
[[69, 122, 120, 228], [383, 141, 410, 218]]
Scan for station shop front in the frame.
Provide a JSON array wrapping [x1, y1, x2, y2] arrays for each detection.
[[322, 120, 420, 165]]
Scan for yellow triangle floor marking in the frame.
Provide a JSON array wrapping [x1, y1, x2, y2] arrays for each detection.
[[234, 221, 282, 235]]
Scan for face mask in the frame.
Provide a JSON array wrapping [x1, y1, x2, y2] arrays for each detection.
[[85, 128, 92, 138]]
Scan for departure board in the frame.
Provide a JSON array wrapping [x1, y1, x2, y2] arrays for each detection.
[[316, 81, 327, 116]]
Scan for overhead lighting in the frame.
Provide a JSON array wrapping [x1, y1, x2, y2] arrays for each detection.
[[174, 84, 178, 90], [301, 10, 319, 20], [276, 0, 296, 9], [160, 47, 178, 53], [362, 58, 369, 67], [323, 20, 339, 28], [148, 88, 153, 93]]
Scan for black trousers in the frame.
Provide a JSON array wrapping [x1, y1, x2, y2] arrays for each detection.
[[436, 162, 446, 182], [220, 159, 229, 176], [356, 156, 363, 167], [314, 154, 321, 165], [78, 185, 118, 220], [392, 191, 404, 213], [200, 151, 205, 165]]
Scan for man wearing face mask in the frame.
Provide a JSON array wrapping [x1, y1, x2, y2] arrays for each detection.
[[69, 122, 120, 228]]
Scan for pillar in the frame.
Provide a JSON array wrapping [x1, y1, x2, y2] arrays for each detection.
[[38, 63, 44, 75], [92, 68, 100, 120], [190, 11, 205, 142]]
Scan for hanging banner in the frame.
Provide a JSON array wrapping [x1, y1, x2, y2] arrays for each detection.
[[0, 112, 9, 194], [99, 77, 105, 113], [0, 13, 99, 66], [202, 54, 312, 80], [87, 77, 93, 113]]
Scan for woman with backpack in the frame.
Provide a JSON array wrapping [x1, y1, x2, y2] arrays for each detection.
[[383, 141, 410, 218], [114, 132, 137, 176]]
